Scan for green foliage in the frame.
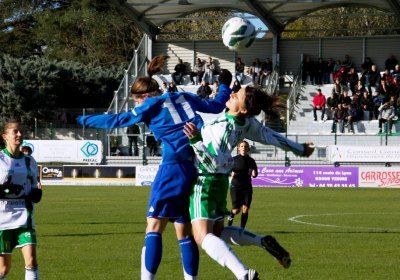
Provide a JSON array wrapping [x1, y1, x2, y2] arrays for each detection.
[[0, 54, 123, 127], [284, 7, 400, 38], [0, 0, 142, 66], [159, 10, 234, 40]]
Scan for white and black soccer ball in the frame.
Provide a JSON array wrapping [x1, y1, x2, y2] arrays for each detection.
[[222, 17, 256, 51]]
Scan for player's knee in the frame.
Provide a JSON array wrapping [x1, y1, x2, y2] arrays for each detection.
[[242, 206, 249, 213], [232, 208, 240, 215]]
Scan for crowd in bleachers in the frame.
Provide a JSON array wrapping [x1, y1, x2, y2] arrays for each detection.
[[165, 56, 274, 98], [306, 54, 400, 134]]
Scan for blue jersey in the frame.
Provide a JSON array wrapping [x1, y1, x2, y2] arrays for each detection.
[[78, 84, 231, 164]]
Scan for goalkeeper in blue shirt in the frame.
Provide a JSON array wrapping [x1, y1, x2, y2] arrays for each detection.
[[78, 54, 233, 280]]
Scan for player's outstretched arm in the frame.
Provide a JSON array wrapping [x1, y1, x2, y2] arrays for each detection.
[[77, 111, 138, 129]]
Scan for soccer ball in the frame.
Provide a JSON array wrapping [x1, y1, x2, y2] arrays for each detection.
[[222, 17, 256, 51]]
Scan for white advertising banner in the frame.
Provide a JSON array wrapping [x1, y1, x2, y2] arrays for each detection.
[[135, 165, 159, 186], [329, 146, 400, 163], [22, 140, 103, 163], [359, 167, 400, 188]]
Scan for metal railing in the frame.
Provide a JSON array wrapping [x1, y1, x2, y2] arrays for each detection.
[[106, 35, 150, 117], [265, 65, 280, 95], [286, 63, 303, 125]]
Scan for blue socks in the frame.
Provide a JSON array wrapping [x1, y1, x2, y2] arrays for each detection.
[[179, 236, 199, 278], [144, 232, 163, 274]]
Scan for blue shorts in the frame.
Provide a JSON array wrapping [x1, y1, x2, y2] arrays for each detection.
[[147, 161, 196, 223]]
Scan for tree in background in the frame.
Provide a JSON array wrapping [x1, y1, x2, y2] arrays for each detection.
[[0, 54, 123, 127], [0, 0, 142, 66], [159, 10, 234, 40], [283, 7, 400, 38]]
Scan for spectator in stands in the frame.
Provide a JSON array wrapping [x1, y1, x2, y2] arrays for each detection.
[[360, 89, 374, 120], [333, 65, 346, 85], [203, 56, 216, 84], [197, 80, 212, 99], [339, 89, 352, 108], [312, 88, 326, 121], [361, 57, 373, 75], [331, 103, 346, 133], [332, 78, 343, 95], [326, 91, 339, 120], [260, 57, 273, 86], [385, 55, 398, 72], [167, 82, 178, 92], [315, 57, 325, 86], [377, 79, 391, 101], [345, 102, 358, 133], [210, 81, 219, 99], [172, 59, 186, 85], [146, 132, 159, 156], [342, 54, 354, 70], [366, 64, 381, 95], [161, 82, 168, 94], [333, 59, 342, 74], [302, 56, 315, 85], [392, 77, 400, 97], [235, 57, 245, 84], [324, 57, 335, 84], [392, 64, 400, 79], [378, 102, 395, 134], [190, 57, 205, 85], [347, 67, 359, 95], [249, 58, 262, 85], [382, 69, 393, 85], [127, 124, 140, 156]]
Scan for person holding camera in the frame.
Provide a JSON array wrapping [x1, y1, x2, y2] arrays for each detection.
[[0, 119, 42, 280]]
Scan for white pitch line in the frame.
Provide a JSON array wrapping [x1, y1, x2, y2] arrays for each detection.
[[288, 213, 400, 232]]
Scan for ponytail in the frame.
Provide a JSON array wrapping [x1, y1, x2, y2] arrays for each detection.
[[131, 54, 169, 97], [244, 87, 285, 119]]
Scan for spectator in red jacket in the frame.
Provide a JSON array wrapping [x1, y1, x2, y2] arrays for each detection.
[[312, 88, 326, 121]]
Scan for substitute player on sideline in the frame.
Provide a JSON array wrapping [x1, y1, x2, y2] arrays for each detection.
[[227, 140, 258, 229], [78, 55, 233, 280], [0, 120, 42, 280]]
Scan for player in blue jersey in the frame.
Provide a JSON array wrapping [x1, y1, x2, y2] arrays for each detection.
[[78, 54, 233, 280]]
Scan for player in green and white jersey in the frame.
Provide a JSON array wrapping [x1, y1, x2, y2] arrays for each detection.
[[0, 120, 42, 280], [184, 86, 315, 280]]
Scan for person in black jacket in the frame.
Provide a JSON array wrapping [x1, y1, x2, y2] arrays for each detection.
[[227, 140, 258, 229], [172, 59, 186, 85], [196, 80, 212, 99]]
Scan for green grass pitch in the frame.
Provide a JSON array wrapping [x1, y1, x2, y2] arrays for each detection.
[[7, 186, 400, 279]]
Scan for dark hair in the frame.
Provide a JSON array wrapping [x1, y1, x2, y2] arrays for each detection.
[[130, 54, 169, 97], [1, 119, 21, 134], [21, 145, 33, 155], [238, 140, 249, 148], [243, 87, 285, 119]]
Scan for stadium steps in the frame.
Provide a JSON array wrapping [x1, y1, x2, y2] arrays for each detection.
[[286, 84, 400, 134]]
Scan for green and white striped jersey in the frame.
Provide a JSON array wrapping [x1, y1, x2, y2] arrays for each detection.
[[190, 114, 304, 175]]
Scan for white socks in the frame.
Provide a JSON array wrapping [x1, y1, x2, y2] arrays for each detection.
[[201, 233, 247, 279], [220, 226, 262, 247]]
